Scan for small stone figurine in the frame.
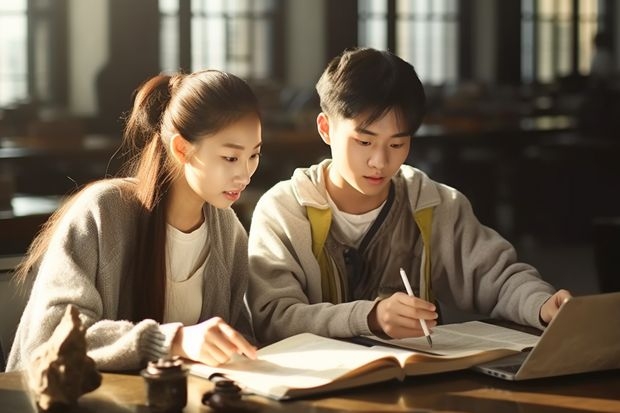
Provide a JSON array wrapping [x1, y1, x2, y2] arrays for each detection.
[[27, 305, 102, 411]]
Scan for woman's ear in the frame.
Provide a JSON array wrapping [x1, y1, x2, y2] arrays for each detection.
[[170, 134, 191, 163], [317, 112, 331, 145]]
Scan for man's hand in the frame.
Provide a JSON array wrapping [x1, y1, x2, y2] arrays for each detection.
[[368, 292, 438, 338], [171, 317, 257, 366], [540, 289, 572, 324]]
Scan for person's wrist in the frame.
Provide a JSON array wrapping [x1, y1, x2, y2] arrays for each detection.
[[367, 301, 390, 337], [367, 303, 381, 334], [170, 326, 186, 358], [538, 311, 549, 327], [539, 297, 552, 326]]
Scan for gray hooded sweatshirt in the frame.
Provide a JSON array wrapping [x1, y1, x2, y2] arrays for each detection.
[[248, 159, 555, 345]]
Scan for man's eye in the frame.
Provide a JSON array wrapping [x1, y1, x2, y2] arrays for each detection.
[[355, 139, 371, 146], [391, 143, 405, 149]]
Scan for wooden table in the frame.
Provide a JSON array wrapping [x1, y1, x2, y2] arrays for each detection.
[[0, 195, 62, 255], [1, 367, 619, 412], [0, 134, 122, 196]]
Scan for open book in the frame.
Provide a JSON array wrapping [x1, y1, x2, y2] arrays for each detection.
[[189, 321, 540, 400]]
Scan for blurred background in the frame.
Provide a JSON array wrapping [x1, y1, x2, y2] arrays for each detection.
[[1, 0, 619, 296]]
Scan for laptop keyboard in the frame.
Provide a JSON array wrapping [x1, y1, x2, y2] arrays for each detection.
[[496, 364, 521, 374]]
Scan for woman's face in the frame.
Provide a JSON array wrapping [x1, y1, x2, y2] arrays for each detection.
[[183, 113, 262, 209]]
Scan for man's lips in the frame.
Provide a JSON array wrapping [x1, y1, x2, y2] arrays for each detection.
[[364, 176, 385, 184]]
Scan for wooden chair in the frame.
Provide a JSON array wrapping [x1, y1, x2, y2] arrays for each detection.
[[0, 255, 30, 372]]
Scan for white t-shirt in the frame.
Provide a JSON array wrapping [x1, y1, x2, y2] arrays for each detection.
[[163, 219, 208, 325], [327, 194, 385, 247]]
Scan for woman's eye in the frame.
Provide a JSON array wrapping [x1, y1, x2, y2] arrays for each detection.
[[391, 143, 405, 149], [250, 152, 262, 160], [223, 156, 237, 162]]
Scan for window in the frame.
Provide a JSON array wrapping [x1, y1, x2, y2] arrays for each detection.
[[0, 0, 66, 109], [521, 0, 602, 84], [357, 0, 459, 85], [358, 0, 388, 50], [577, 0, 602, 74], [395, 0, 459, 85], [159, 0, 281, 81], [159, 0, 181, 74], [0, 1, 28, 107]]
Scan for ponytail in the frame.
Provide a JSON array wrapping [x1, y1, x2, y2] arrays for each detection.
[[122, 74, 182, 322]]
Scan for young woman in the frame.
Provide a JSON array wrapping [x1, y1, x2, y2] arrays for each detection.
[[7, 70, 261, 371]]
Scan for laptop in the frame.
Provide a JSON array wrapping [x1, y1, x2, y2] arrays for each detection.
[[473, 291, 620, 380]]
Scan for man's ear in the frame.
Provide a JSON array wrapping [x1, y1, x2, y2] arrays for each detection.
[[170, 134, 192, 163], [317, 112, 331, 145]]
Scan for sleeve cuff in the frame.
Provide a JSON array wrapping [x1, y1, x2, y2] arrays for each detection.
[[140, 322, 183, 362], [355, 298, 382, 336]]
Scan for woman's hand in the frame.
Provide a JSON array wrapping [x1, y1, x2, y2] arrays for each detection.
[[171, 317, 257, 366], [368, 292, 438, 339]]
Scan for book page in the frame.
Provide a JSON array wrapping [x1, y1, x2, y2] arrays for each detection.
[[368, 321, 540, 357], [190, 333, 402, 399]]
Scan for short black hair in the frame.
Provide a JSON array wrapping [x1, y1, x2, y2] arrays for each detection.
[[315, 47, 426, 135]]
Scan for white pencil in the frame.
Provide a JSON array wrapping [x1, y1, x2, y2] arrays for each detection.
[[399, 267, 433, 347]]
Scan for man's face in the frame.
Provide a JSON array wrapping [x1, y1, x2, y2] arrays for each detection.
[[318, 108, 411, 213]]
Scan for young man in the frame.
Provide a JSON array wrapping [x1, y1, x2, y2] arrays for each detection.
[[247, 47, 570, 345]]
